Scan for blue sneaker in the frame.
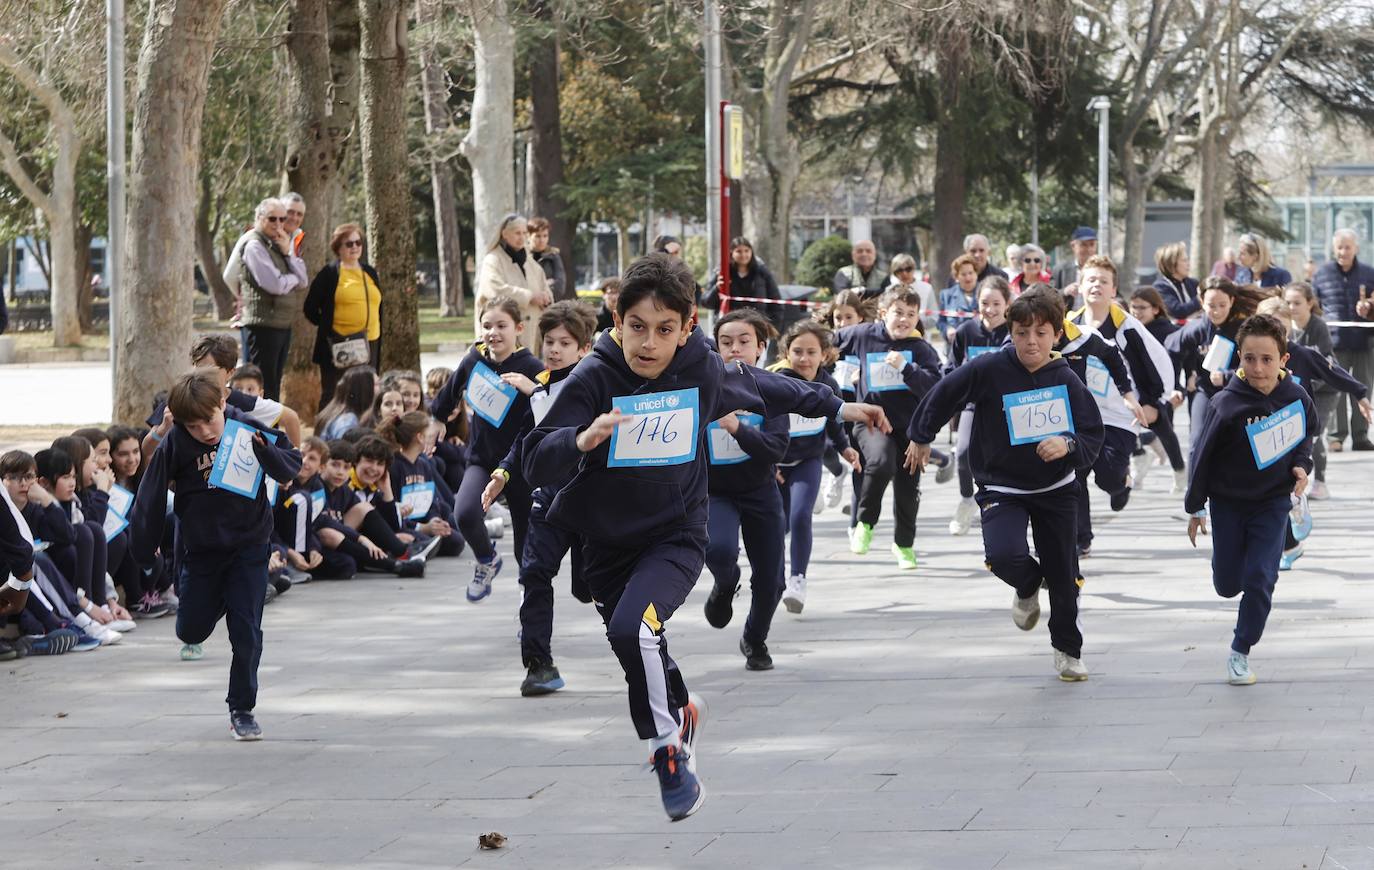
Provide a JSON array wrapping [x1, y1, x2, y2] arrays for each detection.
[[29, 628, 78, 656], [519, 660, 565, 696], [467, 554, 502, 602], [1289, 495, 1312, 542], [70, 629, 102, 652], [650, 743, 704, 821], [229, 709, 263, 741], [1279, 542, 1304, 571]]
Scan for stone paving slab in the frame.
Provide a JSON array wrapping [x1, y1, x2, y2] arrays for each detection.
[[4, 436, 1374, 868]]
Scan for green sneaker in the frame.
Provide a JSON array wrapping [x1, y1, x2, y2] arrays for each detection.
[[891, 543, 917, 570], [180, 643, 204, 661], [849, 522, 874, 555]]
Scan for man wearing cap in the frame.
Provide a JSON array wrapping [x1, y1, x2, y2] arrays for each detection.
[[1053, 226, 1098, 290]]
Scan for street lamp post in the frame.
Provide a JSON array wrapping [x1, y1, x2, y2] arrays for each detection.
[[1088, 95, 1110, 254]]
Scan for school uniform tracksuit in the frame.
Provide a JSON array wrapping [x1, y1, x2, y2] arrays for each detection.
[[946, 319, 1009, 499], [1186, 373, 1316, 655], [775, 366, 850, 578], [1167, 316, 1243, 451], [835, 321, 942, 547], [908, 346, 1106, 659], [131, 407, 302, 714], [523, 328, 844, 741]]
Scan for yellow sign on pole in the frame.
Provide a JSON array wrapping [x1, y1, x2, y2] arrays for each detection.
[[725, 105, 745, 181]]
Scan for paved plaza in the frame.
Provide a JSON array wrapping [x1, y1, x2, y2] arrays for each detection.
[[4, 432, 1374, 868]]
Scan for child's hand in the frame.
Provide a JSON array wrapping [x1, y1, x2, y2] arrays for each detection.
[[305, 550, 323, 570], [156, 407, 173, 438], [842, 446, 862, 471], [1209, 370, 1225, 387], [903, 442, 930, 474], [1122, 393, 1149, 428], [269, 550, 286, 571], [884, 351, 907, 370], [1292, 466, 1309, 498], [399, 502, 414, 518], [1138, 404, 1159, 425], [396, 531, 415, 545], [481, 473, 507, 512], [1188, 514, 1208, 547], [841, 402, 891, 434], [421, 517, 452, 537], [27, 481, 53, 507], [358, 536, 385, 560], [1359, 398, 1372, 423], [287, 549, 309, 570], [92, 467, 114, 492], [501, 372, 537, 395], [576, 409, 626, 452], [1036, 436, 1070, 462], [716, 412, 740, 434], [1169, 390, 1185, 408], [378, 474, 395, 500]]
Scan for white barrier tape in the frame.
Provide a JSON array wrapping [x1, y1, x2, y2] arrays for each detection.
[[721, 294, 978, 318]]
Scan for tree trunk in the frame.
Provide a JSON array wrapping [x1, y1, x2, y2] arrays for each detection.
[[1190, 123, 1222, 274], [1120, 146, 1148, 285], [930, 46, 967, 290], [461, 0, 516, 256], [114, 0, 231, 425], [281, 0, 361, 417], [417, 0, 465, 317], [74, 220, 95, 331], [525, 0, 574, 298], [359, 0, 419, 372], [196, 170, 237, 319], [47, 133, 81, 346]]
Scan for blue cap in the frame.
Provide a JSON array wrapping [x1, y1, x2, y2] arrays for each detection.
[[1071, 226, 1097, 242]]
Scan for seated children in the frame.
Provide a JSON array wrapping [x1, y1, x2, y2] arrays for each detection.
[[272, 436, 329, 581], [379, 411, 459, 557], [315, 366, 378, 441], [313, 439, 424, 578]]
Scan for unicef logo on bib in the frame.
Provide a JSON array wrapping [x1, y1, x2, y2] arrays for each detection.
[[607, 388, 700, 468], [1246, 400, 1306, 470]]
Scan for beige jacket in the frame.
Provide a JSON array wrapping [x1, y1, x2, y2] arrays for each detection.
[[476, 247, 548, 344]]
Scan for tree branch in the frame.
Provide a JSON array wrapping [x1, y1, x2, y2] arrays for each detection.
[[0, 124, 53, 215]]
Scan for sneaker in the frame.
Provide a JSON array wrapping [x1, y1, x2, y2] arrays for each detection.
[[29, 629, 78, 655], [284, 567, 312, 585], [69, 628, 104, 651], [740, 636, 773, 670], [263, 582, 278, 605], [414, 534, 443, 561], [180, 643, 204, 661], [271, 574, 292, 595], [1109, 487, 1131, 512], [1279, 542, 1304, 571], [934, 455, 955, 485], [782, 574, 806, 614], [1171, 468, 1188, 496], [520, 660, 566, 696], [704, 571, 739, 629], [78, 621, 121, 646], [1227, 651, 1256, 685], [1353, 438, 1374, 452], [0, 638, 18, 661], [485, 517, 505, 540], [160, 587, 179, 614], [1054, 650, 1089, 681], [891, 543, 917, 570], [1132, 451, 1153, 490], [1012, 590, 1040, 631], [1308, 479, 1330, 501], [229, 710, 263, 741], [489, 500, 512, 523], [824, 472, 845, 509], [103, 615, 136, 633], [949, 497, 976, 536], [467, 554, 501, 602], [397, 556, 426, 578], [849, 522, 874, 555], [1289, 494, 1312, 542], [1078, 544, 1092, 559], [1329, 439, 1343, 453], [132, 591, 170, 619], [650, 743, 704, 822]]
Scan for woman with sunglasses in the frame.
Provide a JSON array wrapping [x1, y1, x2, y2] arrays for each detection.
[[305, 223, 384, 405], [1009, 243, 1052, 295], [239, 197, 310, 400]]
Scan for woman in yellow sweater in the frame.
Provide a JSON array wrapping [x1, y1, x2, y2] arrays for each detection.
[[305, 223, 384, 405]]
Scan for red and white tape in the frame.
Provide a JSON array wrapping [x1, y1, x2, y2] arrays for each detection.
[[720, 294, 977, 318]]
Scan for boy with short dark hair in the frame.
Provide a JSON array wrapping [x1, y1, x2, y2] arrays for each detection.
[[905, 289, 1106, 682], [229, 363, 266, 397], [313, 438, 424, 578], [523, 253, 888, 821], [130, 369, 303, 741]]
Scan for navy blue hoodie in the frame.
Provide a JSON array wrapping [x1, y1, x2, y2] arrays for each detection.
[[1167, 316, 1242, 397], [131, 405, 302, 565], [1185, 372, 1316, 514], [907, 345, 1105, 493], [430, 343, 546, 470], [835, 320, 941, 432], [1285, 344, 1368, 400], [389, 452, 455, 525], [774, 365, 850, 464], [706, 375, 790, 497], [496, 363, 578, 491], [522, 327, 843, 547], [946, 318, 1008, 374]]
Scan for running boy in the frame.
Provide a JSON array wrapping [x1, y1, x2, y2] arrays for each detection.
[[522, 254, 888, 821], [905, 290, 1105, 681]]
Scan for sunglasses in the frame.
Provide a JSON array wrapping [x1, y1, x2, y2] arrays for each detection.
[[895, 267, 915, 274], [1023, 257, 1042, 264], [265, 215, 284, 223], [342, 239, 363, 249]]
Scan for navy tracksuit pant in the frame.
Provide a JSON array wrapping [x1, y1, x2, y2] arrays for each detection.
[[176, 542, 269, 712], [977, 483, 1083, 658], [1076, 425, 1135, 550], [778, 456, 823, 578], [518, 488, 587, 668], [1210, 494, 1288, 655], [705, 485, 786, 647]]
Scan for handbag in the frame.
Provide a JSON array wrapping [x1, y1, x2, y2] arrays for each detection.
[[329, 266, 373, 369]]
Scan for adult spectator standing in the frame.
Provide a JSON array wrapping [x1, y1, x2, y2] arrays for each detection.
[[1313, 228, 1374, 451], [946, 234, 1006, 287], [225, 193, 306, 318], [304, 223, 384, 405], [239, 197, 309, 400], [1152, 241, 1201, 320], [1005, 244, 1024, 278], [476, 213, 552, 344], [1233, 233, 1291, 288], [1009, 243, 1051, 294], [1052, 226, 1097, 290], [527, 216, 567, 300], [832, 239, 887, 297], [702, 236, 780, 316], [1210, 247, 1238, 280], [281, 193, 307, 256], [885, 253, 936, 334]]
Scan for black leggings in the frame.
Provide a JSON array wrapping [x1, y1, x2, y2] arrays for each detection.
[[456, 462, 531, 562], [1137, 407, 1185, 471]]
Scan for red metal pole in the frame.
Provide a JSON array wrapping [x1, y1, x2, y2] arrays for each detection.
[[719, 100, 731, 315]]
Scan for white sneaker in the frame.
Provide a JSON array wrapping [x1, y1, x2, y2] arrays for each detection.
[[489, 501, 511, 523], [1308, 479, 1330, 501], [95, 626, 122, 646], [103, 613, 136, 633], [824, 473, 845, 509], [1171, 468, 1188, 496], [1227, 651, 1255, 685], [782, 574, 807, 614], [485, 517, 505, 539], [1132, 451, 1153, 490], [1147, 437, 1168, 465], [160, 587, 179, 613], [1012, 590, 1040, 631], [1054, 650, 1089, 681], [949, 497, 976, 536]]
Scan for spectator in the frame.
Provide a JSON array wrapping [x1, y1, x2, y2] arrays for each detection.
[[1052, 226, 1097, 290], [947, 234, 1006, 288], [1234, 233, 1292, 288], [1005, 244, 1024, 277], [885, 253, 936, 334], [937, 253, 981, 342], [832, 239, 886, 296], [1313, 228, 1374, 451], [281, 192, 307, 257], [527, 216, 568, 300], [1009, 243, 1051, 294], [594, 277, 620, 334], [702, 236, 781, 318], [476, 214, 552, 346], [652, 235, 684, 259], [304, 223, 384, 405], [1152, 241, 1201, 320], [239, 197, 309, 400], [314, 365, 379, 441], [1210, 246, 1238, 280]]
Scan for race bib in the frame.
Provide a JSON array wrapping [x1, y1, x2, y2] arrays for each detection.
[[466, 362, 518, 427], [867, 350, 912, 392], [102, 509, 128, 540], [1085, 355, 1111, 398], [208, 419, 277, 500], [1202, 335, 1236, 373], [707, 413, 763, 465], [965, 345, 996, 360], [1290, 373, 1303, 386], [1246, 400, 1306, 470], [833, 356, 860, 390], [607, 388, 699, 468], [1002, 385, 1076, 446], [788, 413, 826, 437], [310, 489, 326, 520], [401, 481, 436, 517], [106, 484, 134, 519]]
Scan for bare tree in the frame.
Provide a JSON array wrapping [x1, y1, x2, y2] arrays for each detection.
[[461, 0, 516, 256], [417, 0, 465, 317], [525, 0, 573, 298], [114, 0, 232, 424]]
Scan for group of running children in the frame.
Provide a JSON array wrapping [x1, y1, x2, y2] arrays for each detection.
[[2, 249, 1369, 824]]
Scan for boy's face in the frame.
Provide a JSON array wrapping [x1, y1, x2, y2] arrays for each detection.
[[322, 458, 350, 488], [716, 321, 763, 366], [542, 325, 587, 371], [46, 470, 77, 501], [183, 406, 227, 446], [233, 378, 263, 398], [1080, 266, 1116, 305], [111, 437, 140, 480], [614, 297, 690, 381], [881, 300, 920, 340], [190, 355, 232, 391], [355, 455, 386, 485], [299, 448, 323, 483], [1240, 335, 1288, 392], [1010, 318, 1061, 371], [2, 468, 34, 505]]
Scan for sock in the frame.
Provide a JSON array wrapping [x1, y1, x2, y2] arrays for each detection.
[[358, 510, 408, 557]]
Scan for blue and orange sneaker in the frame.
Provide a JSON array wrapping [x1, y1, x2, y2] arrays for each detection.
[[650, 743, 704, 821]]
